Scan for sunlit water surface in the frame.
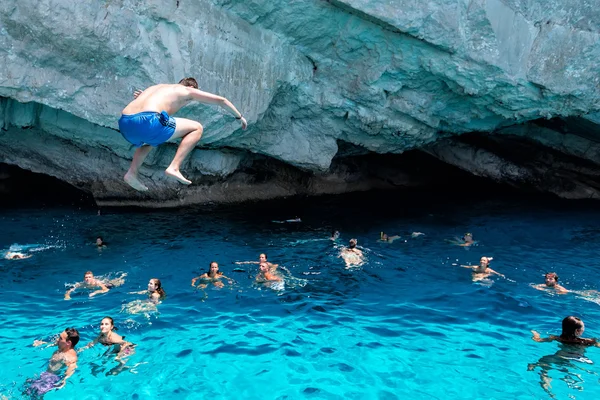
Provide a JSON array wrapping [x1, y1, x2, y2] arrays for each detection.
[[1, 192, 600, 399]]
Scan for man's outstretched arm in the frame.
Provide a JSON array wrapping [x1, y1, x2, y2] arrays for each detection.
[[188, 88, 247, 129]]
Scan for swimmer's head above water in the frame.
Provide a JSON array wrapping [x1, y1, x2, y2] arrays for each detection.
[[148, 278, 166, 298], [331, 231, 340, 240], [545, 272, 559, 287], [259, 262, 270, 273], [96, 237, 105, 247], [479, 257, 493, 267], [348, 239, 358, 249], [562, 316, 585, 338], [259, 253, 268, 263], [84, 271, 96, 284], [208, 261, 221, 277], [463, 233, 474, 243], [57, 327, 80, 350], [100, 317, 116, 334]]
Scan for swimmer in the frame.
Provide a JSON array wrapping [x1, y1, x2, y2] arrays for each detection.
[[96, 237, 107, 248], [532, 272, 569, 294], [129, 278, 166, 304], [379, 232, 401, 243], [191, 261, 232, 288], [531, 316, 600, 347], [256, 262, 283, 283], [330, 230, 340, 241], [341, 238, 365, 269], [78, 317, 134, 360], [119, 78, 247, 191], [460, 257, 504, 281], [448, 232, 476, 247], [4, 251, 32, 260], [411, 232, 425, 238], [64, 271, 127, 300], [65, 271, 108, 300], [30, 328, 79, 392], [236, 253, 279, 271]]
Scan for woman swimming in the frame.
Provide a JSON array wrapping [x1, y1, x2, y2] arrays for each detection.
[[531, 316, 600, 346], [78, 317, 134, 359], [191, 262, 232, 288], [460, 257, 504, 282], [130, 278, 166, 303]]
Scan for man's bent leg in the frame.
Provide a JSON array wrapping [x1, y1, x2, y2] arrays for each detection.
[[124, 145, 152, 191], [165, 117, 203, 185]]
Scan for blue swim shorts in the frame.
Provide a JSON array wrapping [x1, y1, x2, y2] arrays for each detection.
[[118, 111, 176, 147]]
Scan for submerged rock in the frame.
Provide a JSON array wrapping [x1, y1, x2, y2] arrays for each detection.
[[1, 0, 600, 205]]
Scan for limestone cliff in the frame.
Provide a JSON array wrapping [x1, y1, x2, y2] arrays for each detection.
[[1, 0, 600, 206]]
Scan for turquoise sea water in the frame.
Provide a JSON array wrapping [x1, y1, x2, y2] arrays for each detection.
[[1, 192, 600, 399]]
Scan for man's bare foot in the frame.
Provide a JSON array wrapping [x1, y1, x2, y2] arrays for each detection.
[[165, 167, 192, 185], [124, 172, 149, 192]]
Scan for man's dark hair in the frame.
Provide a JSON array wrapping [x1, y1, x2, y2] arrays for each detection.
[[179, 77, 198, 89], [65, 327, 80, 347]]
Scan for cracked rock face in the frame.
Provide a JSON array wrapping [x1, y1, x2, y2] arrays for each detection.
[[1, 0, 600, 206]]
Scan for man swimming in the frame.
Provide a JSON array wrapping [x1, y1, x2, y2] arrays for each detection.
[[460, 256, 504, 282], [532, 272, 569, 294], [256, 262, 283, 283], [341, 238, 365, 269], [4, 251, 32, 260], [119, 77, 247, 191], [30, 328, 79, 393], [64, 271, 126, 300]]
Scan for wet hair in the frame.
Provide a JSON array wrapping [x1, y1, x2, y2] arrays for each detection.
[[65, 327, 80, 347], [151, 278, 166, 299], [349, 239, 357, 248], [545, 272, 559, 282], [178, 77, 198, 89], [84, 271, 94, 277], [561, 316, 584, 338], [259, 261, 270, 271], [260, 253, 268, 260], [560, 316, 596, 345], [102, 316, 117, 331], [207, 262, 222, 276]]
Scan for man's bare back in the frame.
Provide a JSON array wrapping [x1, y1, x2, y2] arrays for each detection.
[[118, 77, 247, 191], [122, 84, 193, 116]]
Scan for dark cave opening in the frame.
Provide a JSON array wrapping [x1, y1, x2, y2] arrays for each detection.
[[0, 164, 95, 208]]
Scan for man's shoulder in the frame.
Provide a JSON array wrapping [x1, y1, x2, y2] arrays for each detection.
[[66, 349, 78, 362]]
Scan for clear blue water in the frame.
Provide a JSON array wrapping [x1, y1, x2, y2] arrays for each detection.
[[1, 192, 600, 399]]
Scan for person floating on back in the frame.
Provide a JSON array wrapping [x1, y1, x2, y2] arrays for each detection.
[[119, 77, 247, 191]]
